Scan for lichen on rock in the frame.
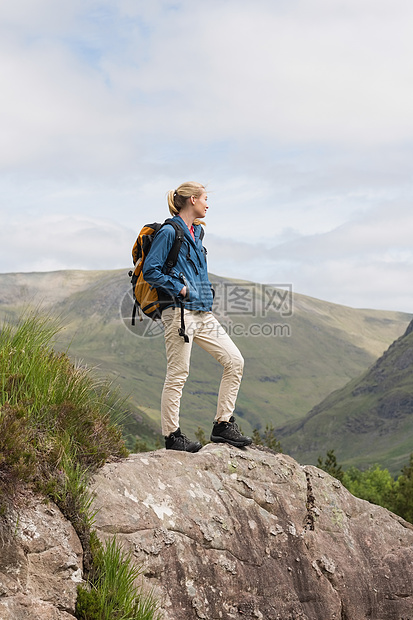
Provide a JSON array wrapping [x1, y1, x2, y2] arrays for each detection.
[[89, 444, 413, 620]]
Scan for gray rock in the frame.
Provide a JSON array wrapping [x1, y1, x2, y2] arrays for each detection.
[[2, 446, 412, 619], [90, 444, 413, 620], [0, 494, 82, 620]]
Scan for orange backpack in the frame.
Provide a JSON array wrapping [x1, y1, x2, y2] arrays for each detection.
[[129, 219, 185, 324]]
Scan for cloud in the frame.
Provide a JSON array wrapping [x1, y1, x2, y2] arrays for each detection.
[[0, 39, 136, 174], [1, 195, 412, 312], [2, 0, 413, 176], [267, 202, 413, 261], [0, 212, 133, 272], [1, 1, 413, 314], [111, 0, 413, 145], [206, 198, 413, 312]]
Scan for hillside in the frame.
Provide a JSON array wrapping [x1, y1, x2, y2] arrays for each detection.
[[2, 310, 413, 619], [0, 269, 411, 452], [278, 319, 413, 475]]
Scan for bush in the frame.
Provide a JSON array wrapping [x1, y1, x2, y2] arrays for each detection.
[[0, 403, 36, 496], [1, 311, 163, 618], [317, 448, 413, 525], [252, 424, 282, 452], [393, 454, 413, 524], [317, 449, 344, 482], [75, 537, 163, 620], [342, 465, 395, 510], [0, 311, 128, 509]]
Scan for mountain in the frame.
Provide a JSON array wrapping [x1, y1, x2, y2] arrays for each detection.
[[0, 270, 411, 454], [278, 319, 413, 475]]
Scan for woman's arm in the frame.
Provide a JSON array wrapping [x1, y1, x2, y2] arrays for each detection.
[[142, 226, 184, 298]]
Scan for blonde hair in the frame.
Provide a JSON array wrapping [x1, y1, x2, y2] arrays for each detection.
[[167, 181, 206, 226]]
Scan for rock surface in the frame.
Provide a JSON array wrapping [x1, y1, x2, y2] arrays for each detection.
[[91, 444, 413, 620], [0, 494, 82, 620], [2, 446, 413, 619]]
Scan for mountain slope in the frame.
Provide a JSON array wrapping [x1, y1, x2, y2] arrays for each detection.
[[0, 269, 411, 453], [278, 319, 413, 475]]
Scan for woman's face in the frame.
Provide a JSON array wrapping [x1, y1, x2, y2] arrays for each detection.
[[193, 192, 208, 219]]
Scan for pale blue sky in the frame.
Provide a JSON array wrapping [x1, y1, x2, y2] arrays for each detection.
[[1, 0, 413, 312]]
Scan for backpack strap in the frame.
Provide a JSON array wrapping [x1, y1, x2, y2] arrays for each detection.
[[131, 301, 137, 326], [178, 303, 189, 343], [162, 218, 185, 274], [159, 219, 190, 343]]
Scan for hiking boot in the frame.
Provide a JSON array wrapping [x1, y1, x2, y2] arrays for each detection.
[[165, 428, 202, 453], [210, 416, 252, 448]]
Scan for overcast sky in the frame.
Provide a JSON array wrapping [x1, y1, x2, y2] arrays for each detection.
[[1, 0, 413, 312]]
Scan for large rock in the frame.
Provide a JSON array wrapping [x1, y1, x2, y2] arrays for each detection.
[[0, 494, 82, 620], [91, 444, 413, 620]]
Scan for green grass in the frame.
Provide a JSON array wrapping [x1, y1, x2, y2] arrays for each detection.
[[0, 310, 128, 500], [76, 536, 162, 620], [0, 309, 163, 619]]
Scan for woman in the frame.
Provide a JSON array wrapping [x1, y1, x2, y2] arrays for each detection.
[[143, 181, 252, 452]]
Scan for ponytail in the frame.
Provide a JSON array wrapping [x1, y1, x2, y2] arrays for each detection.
[[167, 189, 179, 217]]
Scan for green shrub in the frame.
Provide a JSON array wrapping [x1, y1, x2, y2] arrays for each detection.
[[342, 464, 395, 510], [252, 424, 282, 452], [195, 426, 207, 446], [0, 403, 37, 509], [1, 311, 163, 618], [317, 449, 344, 482], [0, 310, 127, 508], [318, 448, 413, 525], [75, 537, 163, 620], [392, 454, 413, 523], [134, 438, 150, 453]]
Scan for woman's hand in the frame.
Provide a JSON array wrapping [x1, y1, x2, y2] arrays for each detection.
[[179, 286, 187, 298]]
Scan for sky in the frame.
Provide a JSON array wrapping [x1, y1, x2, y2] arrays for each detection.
[[1, 0, 413, 313]]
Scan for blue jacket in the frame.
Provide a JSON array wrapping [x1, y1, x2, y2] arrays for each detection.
[[142, 216, 214, 311]]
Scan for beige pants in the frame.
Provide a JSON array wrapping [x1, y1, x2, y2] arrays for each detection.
[[160, 307, 244, 436]]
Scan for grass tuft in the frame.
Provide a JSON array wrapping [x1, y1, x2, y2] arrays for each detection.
[[76, 537, 163, 620], [0, 310, 163, 618], [0, 310, 128, 506]]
